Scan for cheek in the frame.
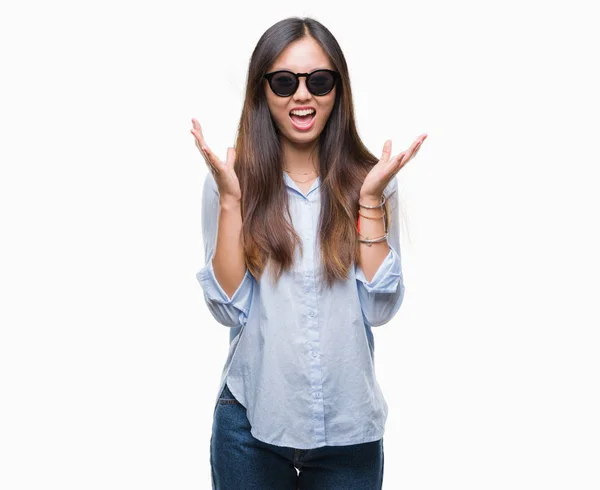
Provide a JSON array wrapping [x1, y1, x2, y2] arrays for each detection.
[[318, 103, 335, 125], [266, 100, 289, 124], [318, 93, 336, 122]]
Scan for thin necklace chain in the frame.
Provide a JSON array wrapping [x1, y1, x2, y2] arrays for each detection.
[[288, 175, 318, 184], [283, 167, 317, 175], [283, 167, 319, 184]]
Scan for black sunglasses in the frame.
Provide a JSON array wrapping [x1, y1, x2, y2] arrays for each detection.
[[264, 69, 340, 97]]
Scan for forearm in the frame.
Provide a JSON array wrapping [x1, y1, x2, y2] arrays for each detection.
[[212, 197, 247, 299], [357, 193, 390, 282]]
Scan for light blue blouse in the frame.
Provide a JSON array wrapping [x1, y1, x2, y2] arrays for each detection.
[[196, 170, 405, 449]]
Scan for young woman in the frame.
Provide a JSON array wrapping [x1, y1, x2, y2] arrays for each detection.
[[191, 16, 426, 490]]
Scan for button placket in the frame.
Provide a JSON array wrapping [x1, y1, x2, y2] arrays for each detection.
[[301, 192, 325, 442]]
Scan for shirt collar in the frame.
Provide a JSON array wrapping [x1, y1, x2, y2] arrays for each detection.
[[283, 170, 321, 197]]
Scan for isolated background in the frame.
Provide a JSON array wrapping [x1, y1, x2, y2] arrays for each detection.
[[1, 0, 599, 488]]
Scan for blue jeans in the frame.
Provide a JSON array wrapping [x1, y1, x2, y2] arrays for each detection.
[[210, 383, 384, 489]]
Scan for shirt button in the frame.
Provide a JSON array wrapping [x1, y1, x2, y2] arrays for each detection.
[[304, 201, 310, 206], [315, 392, 321, 398], [312, 351, 318, 358], [309, 311, 315, 317]]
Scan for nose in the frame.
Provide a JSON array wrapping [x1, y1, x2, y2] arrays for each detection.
[[293, 77, 311, 101]]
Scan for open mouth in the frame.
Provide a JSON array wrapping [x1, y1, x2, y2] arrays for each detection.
[[289, 110, 316, 130]]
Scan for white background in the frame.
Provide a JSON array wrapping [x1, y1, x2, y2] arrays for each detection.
[[1, 0, 599, 488]]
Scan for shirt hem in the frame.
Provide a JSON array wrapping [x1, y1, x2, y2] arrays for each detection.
[[249, 425, 385, 450], [224, 377, 386, 450]]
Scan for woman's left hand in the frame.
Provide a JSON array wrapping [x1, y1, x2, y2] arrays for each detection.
[[360, 134, 428, 200]]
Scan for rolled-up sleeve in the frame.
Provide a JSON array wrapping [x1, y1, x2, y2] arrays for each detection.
[[355, 177, 405, 327], [196, 172, 255, 328]]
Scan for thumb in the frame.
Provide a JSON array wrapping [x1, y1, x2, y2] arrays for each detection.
[[381, 140, 392, 163]]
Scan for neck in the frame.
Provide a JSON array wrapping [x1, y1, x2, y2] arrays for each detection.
[[281, 138, 320, 174]]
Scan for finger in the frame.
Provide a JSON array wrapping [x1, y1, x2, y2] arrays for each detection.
[[395, 151, 407, 169], [399, 141, 423, 168], [380, 140, 392, 163], [203, 145, 224, 172], [192, 133, 203, 151], [390, 135, 426, 174], [407, 137, 425, 159], [203, 151, 218, 176], [190, 119, 208, 147], [190, 120, 219, 169], [385, 153, 399, 172], [190, 127, 206, 148], [414, 136, 425, 150], [191, 132, 211, 163], [191, 118, 202, 133], [412, 134, 427, 154], [191, 134, 217, 171]]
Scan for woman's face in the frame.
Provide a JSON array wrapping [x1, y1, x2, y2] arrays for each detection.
[[264, 36, 337, 147]]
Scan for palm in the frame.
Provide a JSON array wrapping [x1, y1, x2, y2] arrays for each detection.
[[190, 118, 242, 202], [361, 134, 428, 198]]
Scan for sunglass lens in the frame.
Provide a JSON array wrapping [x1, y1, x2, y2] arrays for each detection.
[[307, 71, 336, 95], [270, 72, 297, 96]]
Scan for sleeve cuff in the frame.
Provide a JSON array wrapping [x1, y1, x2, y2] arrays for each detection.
[[355, 246, 403, 294], [196, 259, 253, 315]]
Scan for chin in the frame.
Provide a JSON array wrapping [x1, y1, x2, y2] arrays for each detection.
[[286, 133, 320, 145], [284, 125, 323, 142]]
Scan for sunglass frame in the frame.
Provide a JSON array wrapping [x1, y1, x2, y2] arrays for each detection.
[[263, 69, 340, 97]]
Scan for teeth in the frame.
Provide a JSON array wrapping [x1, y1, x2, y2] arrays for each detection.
[[290, 109, 315, 116]]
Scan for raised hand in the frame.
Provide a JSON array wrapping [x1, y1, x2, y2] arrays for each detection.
[[360, 134, 428, 200], [191, 118, 242, 203]]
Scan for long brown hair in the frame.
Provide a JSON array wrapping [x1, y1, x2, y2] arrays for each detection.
[[234, 17, 392, 288]]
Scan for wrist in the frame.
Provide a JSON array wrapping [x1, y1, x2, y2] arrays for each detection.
[[219, 196, 242, 210], [359, 193, 384, 206]]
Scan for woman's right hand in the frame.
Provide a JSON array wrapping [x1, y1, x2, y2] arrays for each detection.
[[191, 118, 242, 203]]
